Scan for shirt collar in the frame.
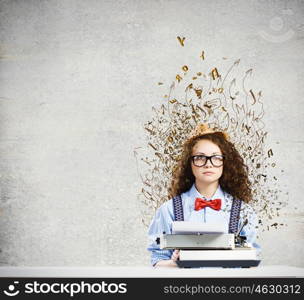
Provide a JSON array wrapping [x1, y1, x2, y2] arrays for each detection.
[[187, 183, 226, 210], [189, 183, 224, 199]]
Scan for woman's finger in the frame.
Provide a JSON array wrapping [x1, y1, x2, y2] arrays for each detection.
[[171, 249, 180, 261]]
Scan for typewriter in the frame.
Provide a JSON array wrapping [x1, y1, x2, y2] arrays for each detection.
[[156, 221, 261, 268]]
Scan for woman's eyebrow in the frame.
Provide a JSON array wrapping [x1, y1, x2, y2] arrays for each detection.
[[194, 152, 221, 155]]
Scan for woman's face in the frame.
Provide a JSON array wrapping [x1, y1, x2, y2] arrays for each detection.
[[191, 139, 224, 184]]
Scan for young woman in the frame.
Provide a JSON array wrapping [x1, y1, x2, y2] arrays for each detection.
[[147, 123, 260, 267]]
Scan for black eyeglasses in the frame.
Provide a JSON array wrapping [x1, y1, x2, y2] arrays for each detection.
[[191, 155, 225, 167]]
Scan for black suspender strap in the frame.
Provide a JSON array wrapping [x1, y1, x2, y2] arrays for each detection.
[[172, 194, 184, 221], [228, 197, 242, 234]]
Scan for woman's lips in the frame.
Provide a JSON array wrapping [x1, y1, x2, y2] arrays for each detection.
[[203, 172, 214, 175]]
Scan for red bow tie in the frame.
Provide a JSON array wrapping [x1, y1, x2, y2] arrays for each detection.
[[194, 198, 222, 211]]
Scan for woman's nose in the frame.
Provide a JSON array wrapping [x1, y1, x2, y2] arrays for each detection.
[[205, 160, 213, 167]]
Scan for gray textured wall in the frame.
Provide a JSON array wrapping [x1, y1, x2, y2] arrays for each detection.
[[0, 0, 303, 268]]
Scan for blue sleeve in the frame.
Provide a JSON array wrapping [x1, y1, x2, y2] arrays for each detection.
[[238, 202, 261, 254], [147, 201, 174, 266]]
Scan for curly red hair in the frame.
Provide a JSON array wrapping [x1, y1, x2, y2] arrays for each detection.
[[168, 132, 253, 203]]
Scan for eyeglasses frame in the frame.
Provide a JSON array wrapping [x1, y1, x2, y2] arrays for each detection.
[[191, 154, 225, 167]]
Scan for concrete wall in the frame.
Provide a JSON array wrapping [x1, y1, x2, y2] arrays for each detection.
[[0, 0, 303, 267]]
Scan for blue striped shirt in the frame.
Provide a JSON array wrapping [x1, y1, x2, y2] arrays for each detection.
[[147, 183, 260, 266]]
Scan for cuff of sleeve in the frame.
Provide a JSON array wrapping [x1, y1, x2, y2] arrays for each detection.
[[151, 249, 173, 266]]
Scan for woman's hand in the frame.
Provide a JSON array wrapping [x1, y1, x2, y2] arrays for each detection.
[[171, 249, 180, 262], [154, 250, 180, 268]]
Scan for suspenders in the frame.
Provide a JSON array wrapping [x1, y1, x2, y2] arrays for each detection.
[[228, 195, 242, 234], [172, 193, 242, 234], [172, 194, 184, 222]]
